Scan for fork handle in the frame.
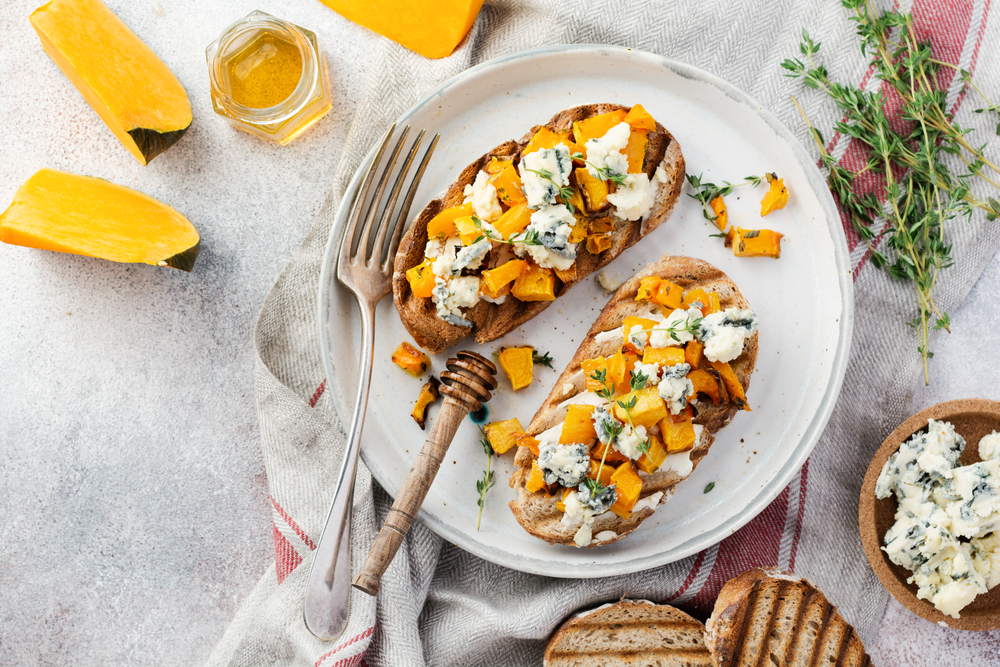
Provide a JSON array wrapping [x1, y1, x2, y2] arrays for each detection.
[[351, 395, 467, 596]]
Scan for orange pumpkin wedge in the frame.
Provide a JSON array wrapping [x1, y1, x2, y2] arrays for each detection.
[[0, 168, 199, 271]]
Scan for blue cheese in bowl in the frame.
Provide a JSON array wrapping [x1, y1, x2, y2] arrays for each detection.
[[876, 419, 1000, 618]]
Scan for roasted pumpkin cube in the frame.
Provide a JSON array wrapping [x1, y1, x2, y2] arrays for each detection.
[[525, 459, 549, 493], [636, 276, 661, 302], [588, 459, 615, 486], [710, 360, 750, 410], [518, 434, 541, 456], [685, 340, 704, 369], [426, 202, 473, 238], [734, 228, 783, 258], [523, 126, 580, 156], [591, 440, 631, 465], [709, 195, 728, 231], [623, 103, 656, 131], [622, 351, 640, 393], [481, 259, 528, 298], [659, 416, 696, 454], [406, 259, 436, 298], [724, 226, 736, 248], [606, 350, 626, 387], [622, 316, 658, 340], [568, 216, 588, 244], [490, 165, 526, 206], [669, 403, 695, 424], [484, 157, 513, 174], [613, 386, 667, 428], [682, 288, 712, 312], [560, 404, 597, 444], [610, 462, 643, 513], [572, 110, 628, 151], [410, 376, 441, 429], [582, 357, 609, 393], [624, 129, 648, 174], [553, 263, 577, 284], [642, 346, 685, 367], [586, 234, 612, 255], [575, 167, 610, 211], [392, 342, 430, 376], [636, 432, 668, 474], [485, 418, 524, 455], [511, 265, 556, 302], [760, 173, 789, 215], [687, 368, 723, 405], [498, 346, 534, 390], [587, 217, 615, 235], [454, 215, 484, 245], [653, 281, 684, 309], [494, 202, 533, 240]]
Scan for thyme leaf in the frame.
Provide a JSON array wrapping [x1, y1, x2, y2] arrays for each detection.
[[532, 350, 554, 369], [476, 426, 496, 530]]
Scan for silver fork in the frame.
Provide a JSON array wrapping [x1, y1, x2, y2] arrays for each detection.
[[304, 124, 438, 641]]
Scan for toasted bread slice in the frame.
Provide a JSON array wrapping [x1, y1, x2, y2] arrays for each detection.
[[706, 568, 872, 667], [392, 103, 685, 354], [544, 599, 714, 667], [509, 255, 757, 547]]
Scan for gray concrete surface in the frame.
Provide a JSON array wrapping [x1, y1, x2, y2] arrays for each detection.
[[0, 0, 996, 664]]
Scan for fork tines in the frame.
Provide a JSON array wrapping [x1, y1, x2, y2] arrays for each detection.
[[342, 125, 439, 271]]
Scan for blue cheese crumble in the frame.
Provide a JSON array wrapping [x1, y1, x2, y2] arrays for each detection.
[[658, 363, 694, 415], [513, 204, 577, 270], [519, 145, 572, 209], [584, 122, 630, 180], [537, 442, 589, 487], [876, 419, 1000, 618], [452, 237, 491, 273], [631, 361, 661, 389], [649, 307, 701, 348], [697, 308, 758, 363], [592, 405, 620, 445], [608, 173, 654, 221], [431, 276, 480, 327], [463, 170, 503, 222], [615, 423, 648, 460]]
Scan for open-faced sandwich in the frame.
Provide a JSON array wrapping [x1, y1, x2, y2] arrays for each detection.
[[509, 255, 758, 547], [393, 103, 685, 354]]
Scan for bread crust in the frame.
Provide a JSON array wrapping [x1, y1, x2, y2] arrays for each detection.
[[544, 599, 713, 667], [392, 103, 685, 354], [705, 568, 872, 667], [509, 255, 757, 547]]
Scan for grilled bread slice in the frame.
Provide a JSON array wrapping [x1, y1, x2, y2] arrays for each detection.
[[392, 103, 685, 354], [509, 255, 757, 547], [544, 599, 714, 667], [705, 568, 872, 667]]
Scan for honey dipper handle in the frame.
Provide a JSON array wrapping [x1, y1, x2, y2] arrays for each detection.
[[352, 396, 467, 596]]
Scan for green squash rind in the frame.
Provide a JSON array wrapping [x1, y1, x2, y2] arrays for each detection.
[[128, 125, 190, 164], [160, 239, 200, 272]]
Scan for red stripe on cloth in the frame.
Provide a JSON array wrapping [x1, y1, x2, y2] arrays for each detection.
[[271, 496, 317, 551], [315, 626, 375, 667], [272, 523, 303, 585], [950, 0, 993, 114], [309, 379, 327, 407], [685, 485, 792, 615], [788, 459, 810, 572], [662, 549, 706, 602]]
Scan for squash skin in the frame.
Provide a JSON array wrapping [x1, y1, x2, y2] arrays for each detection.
[[30, 0, 192, 165], [0, 168, 200, 272]]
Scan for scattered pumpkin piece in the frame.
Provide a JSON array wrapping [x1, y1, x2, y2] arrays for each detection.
[[734, 228, 783, 258], [484, 418, 524, 455], [511, 265, 556, 301], [560, 404, 597, 444], [525, 459, 550, 493], [490, 165, 526, 206], [624, 129, 648, 174], [709, 195, 728, 231], [685, 339, 704, 369], [636, 432, 668, 474], [493, 202, 532, 240], [575, 168, 610, 211], [454, 215, 483, 245], [572, 110, 628, 151], [623, 104, 656, 131], [481, 259, 528, 298], [392, 342, 430, 376], [636, 276, 661, 302], [710, 360, 750, 410], [687, 369, 723, 405], [517, 434, 541, 456], [586, 234, 612, 254], [610, 462, 642, 514], [588, 459, 616, 486], [484, 157, 513, 174], [659, 416, 697, 454], [426, 202, 473, 239], [591, 439, 631, 465], [612, 386, 668, 428], [498, 346, 534, 390], [760, 172, 789, 215], [643, 346, 685, 368], [410, 376, 441, 429]]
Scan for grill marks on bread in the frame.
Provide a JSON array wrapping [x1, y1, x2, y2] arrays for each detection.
[[544, 600, 714, 667], [706, 569, 872, 667]]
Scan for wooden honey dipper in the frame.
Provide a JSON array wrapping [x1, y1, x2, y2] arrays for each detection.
[[352, 350, 497, 596]]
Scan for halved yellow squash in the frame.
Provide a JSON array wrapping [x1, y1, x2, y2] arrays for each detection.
[[30, 0, 192, 165], [0, 168, 200, 271]]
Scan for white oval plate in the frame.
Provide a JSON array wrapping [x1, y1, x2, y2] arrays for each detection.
[[319, 45, 852, 578]]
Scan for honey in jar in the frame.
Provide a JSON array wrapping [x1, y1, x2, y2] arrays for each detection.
[[207, 11, 332, 145]]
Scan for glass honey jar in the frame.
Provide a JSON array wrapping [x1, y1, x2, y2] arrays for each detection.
[[206, 11, 332, 145]]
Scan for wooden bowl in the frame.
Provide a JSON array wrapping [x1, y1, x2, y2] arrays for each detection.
[[859, 398, 1000, 631]]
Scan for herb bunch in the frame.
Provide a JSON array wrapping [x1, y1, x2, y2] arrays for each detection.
[[782, 1, 1000, 383]]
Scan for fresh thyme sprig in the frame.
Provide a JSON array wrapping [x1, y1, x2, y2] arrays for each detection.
[[475, 425, 496, 531], [588, 368, 616, 402], [471, 215, 543, 247], [629, 369, 650, 391], [532, 350, 554, 369], [686, 172, 766, 224], [569, 152, 630, 186], [782, 2, 1000, 383], [525, 168, 579, 215], [615, 394, 651, 455], [632, 317, 703, 344]]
